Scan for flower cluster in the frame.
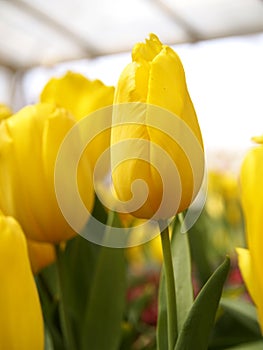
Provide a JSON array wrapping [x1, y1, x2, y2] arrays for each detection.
[[1, 33, 262, 350]]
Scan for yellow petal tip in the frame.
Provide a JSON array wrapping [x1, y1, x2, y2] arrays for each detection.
[[132, 33, 163, 63]]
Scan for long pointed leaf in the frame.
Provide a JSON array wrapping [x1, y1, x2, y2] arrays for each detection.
[[174, 256, 230, 350], [81, 212, 126, 350], [81, 245, 126, 350]]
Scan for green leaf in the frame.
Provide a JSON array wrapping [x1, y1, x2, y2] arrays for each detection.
[[44, 326, 55, 350], [55, 196, 108, 347], [81, 212, 127, 350], [224, 340, 263, 350], [174, 256, 230, 350], [188, 214, 214, 286], [81, 246, 126, 350], [220, 298, 261, 334]]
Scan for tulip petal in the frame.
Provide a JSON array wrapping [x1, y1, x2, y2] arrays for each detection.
[[240, 142, 263, 333], [0, 214, 44, 349], [236, 248, 257, 301], [236, 247, 263, 332], [41, 72, 114, 120], [132, 33, 162, 63], [114, 62, 150, 103], [240, 146, 263, 291], [0, 103, 94, 242], [41, 72, 114, 171]]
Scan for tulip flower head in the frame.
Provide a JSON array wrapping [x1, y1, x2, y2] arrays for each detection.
[[0, 212, 44, 349], [237, 135, 263, 332], [111, 34, 204, 220], [0, 103, 94, 243], [41, 72, 114, 171]]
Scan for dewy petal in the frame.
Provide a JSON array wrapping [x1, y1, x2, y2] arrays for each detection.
[[0, 214, 44, 349], [236, 247, 263, 332]]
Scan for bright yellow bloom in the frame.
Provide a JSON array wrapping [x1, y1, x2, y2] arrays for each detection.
[[237, 136, 263, 332], [0, 103, 94, 243], [27, 239, 56, 274], [0, 213, 44, 349], [41, 71, 114, 171], [0, 103, 12, 121], [111, 34, 204, 219]]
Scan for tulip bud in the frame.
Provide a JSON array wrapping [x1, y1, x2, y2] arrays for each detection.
[[237, 136, 263, 332], [0, 103, 94, 243], [41, 72, 114, 171], [0, 213, 44, 349], [111, 34, 204, 220]]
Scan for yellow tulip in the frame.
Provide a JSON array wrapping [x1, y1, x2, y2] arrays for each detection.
[[0, 103, 94, 243], [0, 103, 12, 121], [111, 34, 204, 219], [0, 213, 44, 349], [27, 239, 56, 274], [237, 136, 263, 332], [41, 71, 114, 171]]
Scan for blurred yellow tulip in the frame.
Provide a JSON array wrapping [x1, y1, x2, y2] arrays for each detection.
[[0, 213, 44, 349], [111, 34, 204, 219], [126, 221, 162, 269], [0, 103, 12, 121], [41, 71, 114, 171], [27, 239, 56, 274], [237, 136, 263, 332], [0, 103, 94, 243]]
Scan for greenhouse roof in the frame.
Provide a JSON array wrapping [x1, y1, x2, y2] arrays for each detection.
[[1, 0, 263, 71]]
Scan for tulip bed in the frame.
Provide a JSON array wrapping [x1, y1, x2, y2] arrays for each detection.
[[0, 34, 262, 350]]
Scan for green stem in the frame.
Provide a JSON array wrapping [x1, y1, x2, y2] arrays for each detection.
[[159, 221, 178, 350], [55, 244, 76, 350]]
